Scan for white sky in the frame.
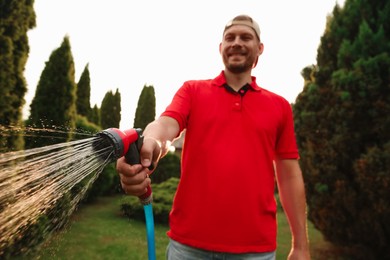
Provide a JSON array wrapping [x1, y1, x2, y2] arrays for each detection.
[[25, 0, 344, 130]]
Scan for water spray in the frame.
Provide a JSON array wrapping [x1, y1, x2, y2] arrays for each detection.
[[0, 127, 156, 258], [95, 128, 156, 260]]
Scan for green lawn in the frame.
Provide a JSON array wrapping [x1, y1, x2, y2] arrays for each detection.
[[27, 195, 341, 260]]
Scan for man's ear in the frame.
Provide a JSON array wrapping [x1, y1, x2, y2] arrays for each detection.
[[259, 42, 264, 55], [253, 43, 264, 68]]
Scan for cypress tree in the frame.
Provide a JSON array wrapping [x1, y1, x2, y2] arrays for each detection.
[[0, 0, 36, 150], [113, 89, 121, 128], [100, 89, 121, 129], [133, 85, 156, 130], [76, 63, 91, 118], [90, 104, 100, 126], [293, 0, 390, 256], [27, 36, 77, 147]]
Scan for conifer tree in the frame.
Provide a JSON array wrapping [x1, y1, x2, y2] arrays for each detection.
[[27, 36, 77, 147], [76, 64, 92, 118], [100, 89, 121, 129], [0, 0, 36, 150], [133, 85, 156, 130], [90, 104, 100, 126], [293, 0, 390, 255]]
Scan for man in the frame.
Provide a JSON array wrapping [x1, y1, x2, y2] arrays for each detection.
[[116, 15, 310, 259]]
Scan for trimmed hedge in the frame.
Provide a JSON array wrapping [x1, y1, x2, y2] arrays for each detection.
[[120, 177, 179, 224], [150, 152, 181, 184]]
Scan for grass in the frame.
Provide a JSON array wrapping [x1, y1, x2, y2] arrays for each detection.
[[26, 195, 340, 260], [29, 196, 169, 260], [276, 207, 334, 259]]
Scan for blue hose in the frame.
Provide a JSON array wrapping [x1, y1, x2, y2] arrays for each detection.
[[143, 203, 156, 260]]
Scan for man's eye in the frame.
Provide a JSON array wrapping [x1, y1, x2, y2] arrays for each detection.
[[225, 35, 234, 41], [241, 35, 252, 41]]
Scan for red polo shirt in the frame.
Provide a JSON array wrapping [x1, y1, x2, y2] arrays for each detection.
[[161, 71, 299, 253]]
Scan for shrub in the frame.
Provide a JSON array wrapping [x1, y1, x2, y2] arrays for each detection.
[[74, 114, 101, 138], [293, 1, 390, 256], [120, 177, 179, 224], [0, 192, 73, 259], [352, 142, 390, 252], [151, 152, 181, 184], [82, 163, 122, 203], [0, 215, 48, 259]]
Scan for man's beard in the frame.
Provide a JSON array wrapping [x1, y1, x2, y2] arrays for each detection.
[[226, 61, 252, 73], [224, 53, 255, 74]]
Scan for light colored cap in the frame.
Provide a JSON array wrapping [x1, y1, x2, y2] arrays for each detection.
[[224, 15, 261, 40]]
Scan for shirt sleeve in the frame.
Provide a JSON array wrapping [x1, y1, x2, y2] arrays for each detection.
[[275, 99, 300, 160], [161, 81, 192, 133]]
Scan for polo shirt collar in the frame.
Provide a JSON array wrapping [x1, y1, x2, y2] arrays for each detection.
[[212, 71, 262, 92]]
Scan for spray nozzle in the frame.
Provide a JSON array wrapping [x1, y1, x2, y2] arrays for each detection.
[[94, 128, 140, 162], [94, 128, 153, 204]]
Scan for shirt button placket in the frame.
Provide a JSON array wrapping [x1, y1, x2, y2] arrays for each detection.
[[233, 95, 241, 111]]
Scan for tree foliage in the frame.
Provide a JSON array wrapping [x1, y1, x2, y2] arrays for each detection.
[[76, 64, 92, 118], [90, 104, 100, 126], [100, 89, 121, 129], [0, 0, 36, 150], [133, 85, 156, 130], [293, 0, 390, 256], [27, 36, 77, 147]]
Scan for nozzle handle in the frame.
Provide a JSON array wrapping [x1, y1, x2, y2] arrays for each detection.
[[124, 135, 143, 165], [125, 133, 154, 171], [124, 129, 153, 204]]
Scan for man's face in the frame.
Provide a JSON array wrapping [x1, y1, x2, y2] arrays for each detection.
[[220, 25, 263, 73]]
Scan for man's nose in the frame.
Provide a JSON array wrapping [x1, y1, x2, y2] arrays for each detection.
[[232, 36, 243, 47]]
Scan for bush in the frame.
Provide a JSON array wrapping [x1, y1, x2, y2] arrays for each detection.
[[74, 114, 101, 138], [292, 1, 390, 256], [151, 152, 181, 184], [0, 192, 73, 259], [352, 142, 390, 253], [0, 215, 48, 259], [120, 177, 179, 224], [81, 163, 122, 203]]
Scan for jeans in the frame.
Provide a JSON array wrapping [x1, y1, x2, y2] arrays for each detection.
[[166, 239, 276, 260]]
